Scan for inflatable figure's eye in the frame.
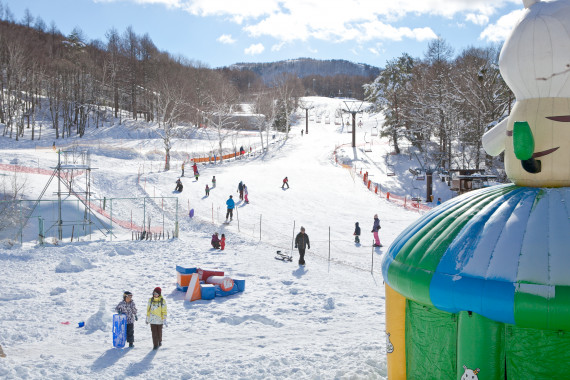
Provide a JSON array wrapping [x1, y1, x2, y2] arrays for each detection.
[[546, 115, 570, 123]]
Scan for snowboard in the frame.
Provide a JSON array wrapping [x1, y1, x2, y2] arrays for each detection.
[[112, 313, 127, 348]]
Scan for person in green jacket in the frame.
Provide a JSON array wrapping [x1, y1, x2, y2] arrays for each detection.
[[146, 287, 167, 350]]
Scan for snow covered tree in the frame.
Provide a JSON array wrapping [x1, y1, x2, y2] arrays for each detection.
[[364, 53, 414, 154]]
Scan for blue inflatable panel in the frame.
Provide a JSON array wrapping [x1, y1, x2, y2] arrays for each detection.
[[200, 284, 216, 300], [176, 266, 197, 274], [214, 284, 240, 297], [176, 284, 188, 292], [112, 314, 127, 348], [234, 279, 246, 292]]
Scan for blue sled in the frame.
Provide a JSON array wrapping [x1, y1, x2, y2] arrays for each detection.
[[113, 314, 127, 348]]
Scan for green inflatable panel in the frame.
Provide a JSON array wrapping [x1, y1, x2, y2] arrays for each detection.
[[513, 121, 534, 160], [457, 311, 505, 380], [406, 301, 456, 380], [506, 326, 570, 379]]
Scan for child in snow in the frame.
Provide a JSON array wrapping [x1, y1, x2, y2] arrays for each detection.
[[220, 234, 226, 250], [371, 214, 382, 247], [116, 291, 138, 348], [243, 184, 249, 203], [146, 287, 167, 350], [175, 178, 183, 192], [353, 222, 361, 244], [211, 232, 220, 249], [212, 176, 216, 187], [205, 184, 210, 196]]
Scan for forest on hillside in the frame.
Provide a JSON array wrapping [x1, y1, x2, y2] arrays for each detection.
[[0, 3, 511, 176]]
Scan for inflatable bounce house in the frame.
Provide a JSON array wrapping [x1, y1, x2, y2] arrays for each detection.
[[176, 266, 245, 301], [381, 1, 570, 379]]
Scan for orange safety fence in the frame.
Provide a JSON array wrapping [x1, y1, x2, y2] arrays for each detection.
[[333, 144, 433, 213]]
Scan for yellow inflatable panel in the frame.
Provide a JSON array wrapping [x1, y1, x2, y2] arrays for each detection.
[[385, 284, 406, 380]]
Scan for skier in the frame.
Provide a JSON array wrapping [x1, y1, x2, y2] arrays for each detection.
[[146, 287, 167, 350], [211, 232, 221, 249], [243, 184, 249, 204], [371, 214, 382, 247], [220, 234, 226, 250], [282, 176, 289, 189], [115, 291, 138, 348], [237, 181, 244, 200], [226, 195, 235, 222], [294, 226, 310, 265], [212, 176, 216, 187], [175, 178, 183, 192], [205, 184, 210, 197], [353, 222, 361, 244]]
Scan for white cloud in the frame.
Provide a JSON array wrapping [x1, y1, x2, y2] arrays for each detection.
[[217, 34, 236, 44], [271, 42, 285, 52], [98, 0, 522, 46], [480, 9, 525, 42], [244, 43, 265, 55], [369, 47, 380, 55], [466, 13, 489, 25]]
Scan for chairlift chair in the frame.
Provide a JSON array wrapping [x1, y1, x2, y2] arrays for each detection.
[[371, 119, 379, 136]]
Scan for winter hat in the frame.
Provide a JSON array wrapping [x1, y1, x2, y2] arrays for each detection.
[[374, 214, 378, 218], [123, 291, 132, 299], [153, 287, 162, 296]]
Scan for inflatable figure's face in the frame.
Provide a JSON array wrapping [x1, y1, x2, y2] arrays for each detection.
[[505, 98, 570, 187]]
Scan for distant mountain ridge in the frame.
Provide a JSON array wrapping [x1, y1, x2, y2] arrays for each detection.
[[228, 58, 381, 83]]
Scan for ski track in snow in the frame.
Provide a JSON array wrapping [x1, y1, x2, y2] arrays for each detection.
[[0, 97, 428, 379]]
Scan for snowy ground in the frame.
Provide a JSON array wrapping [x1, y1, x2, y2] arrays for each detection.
[[0, 97, 427, 379]]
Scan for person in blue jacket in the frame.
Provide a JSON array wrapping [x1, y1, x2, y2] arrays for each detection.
[[225, 195, 235, 222], [116, 291, 138, 348]]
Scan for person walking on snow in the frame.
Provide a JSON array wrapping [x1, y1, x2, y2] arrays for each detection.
[[115, 291, 138, 348], [282, 176, 289, 189], [226, 195, 235, 221], [295, 226, 310, 265], [371, 214, 382, 247], [146, 287, 167, 350], [205, 184, 210, 196], [237, 181, 244, 200], [181, 162, 185, 177], [243, 184, 249, 203], [353, 222, 361, 244]]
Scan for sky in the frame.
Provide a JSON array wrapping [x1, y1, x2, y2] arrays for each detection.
[[0, 96, 433, 378], [3, 0, 527, 69]]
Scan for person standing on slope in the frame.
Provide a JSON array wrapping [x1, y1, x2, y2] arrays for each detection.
[[115, 291, 138, 348], [295, 226, 310, 265], [226, 195, 235, 222], [237, 181, 244, 200], [371, 214, 382, 247], [146, 287, 167, 350]]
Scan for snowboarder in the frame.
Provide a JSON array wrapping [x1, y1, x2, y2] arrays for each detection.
[[115, 291, 138, 348], [146, 287, 167, 350], [220, 234, 226, 250], [212, 176, 216, 187], [372, 214, 382, 247], [205, 184, 210, 196], [282, 177, 289, 189], [237, 181, 244, 200], [175, 178, 183, 192], [181, 162, 185, 177], [353, 222, 361, 244], [294, 226, 310, 265], [211, 232, 220, 249], [226, 195, 235, 221], [243, 184, 249, 203]]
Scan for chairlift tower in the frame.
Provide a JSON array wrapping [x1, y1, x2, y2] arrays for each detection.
[[299, 100, 314, 134], [341, 100, 364, 148]]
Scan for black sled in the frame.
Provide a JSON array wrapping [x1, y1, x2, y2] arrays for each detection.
[[275, 250, 292, 262]]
